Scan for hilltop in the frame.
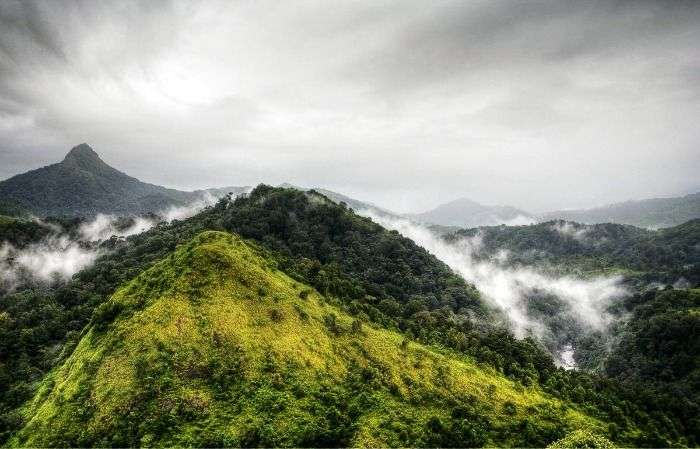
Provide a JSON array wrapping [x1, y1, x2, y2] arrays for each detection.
[[0, 144, 247, 217], [9, 231, 609, 447], [411, 198, 534, 228]]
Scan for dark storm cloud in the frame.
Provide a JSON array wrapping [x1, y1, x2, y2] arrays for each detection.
[[349, 0, 700, 94], [0, 0, 698, 212]]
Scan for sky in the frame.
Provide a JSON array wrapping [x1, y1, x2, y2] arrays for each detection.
[[0, 0, 698, 213]]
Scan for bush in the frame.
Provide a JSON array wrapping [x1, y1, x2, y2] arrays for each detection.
[[547, 430, 616, 449]]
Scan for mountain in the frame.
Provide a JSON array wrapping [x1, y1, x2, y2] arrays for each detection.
[[541, 192, 700, 229], [1, 185, 696, 446], [0, 144, 247, 217], [411, 198, 534, 228], [7, 231, 611, 447]]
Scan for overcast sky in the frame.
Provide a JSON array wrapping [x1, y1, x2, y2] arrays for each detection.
[[0, 0, 698, 212]]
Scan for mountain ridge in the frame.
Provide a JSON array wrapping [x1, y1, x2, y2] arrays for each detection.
[[0, 144, 246, 217], [541, 192, 700, 228], [411, 197, 534, 228]]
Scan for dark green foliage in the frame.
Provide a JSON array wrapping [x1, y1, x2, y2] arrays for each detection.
[[603, 288, 700, 444], [0, 217, 54, 248], [0, 201, 28, 218], [450, 219, 700, 285], [0, 185, 698, 446], [224, 185, 485, 313]]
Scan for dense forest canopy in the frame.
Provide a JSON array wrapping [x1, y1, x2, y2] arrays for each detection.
[[449, 219, 700, 286], [0, 186, 698, 446]]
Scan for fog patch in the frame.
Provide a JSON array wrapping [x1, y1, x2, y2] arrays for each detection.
[[79, 215, 156, 241], [162, 193, 218, 222], [673, 277, 691, 289], [556, 344, 577, 370], [79, 194, 218, 242], [362, 211, 627, 342], [501, 215, 536, 226], [551, 221, 589, 241], [0, 237, 99, 290], [1, 196, 218, 290]]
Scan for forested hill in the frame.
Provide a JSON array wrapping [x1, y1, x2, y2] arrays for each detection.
[[0, 144, 247, 217], [7, 231, 608, 447], [1, 186, 698, 446], [541, 192, 700, 228], [449, 219, 700, 285]]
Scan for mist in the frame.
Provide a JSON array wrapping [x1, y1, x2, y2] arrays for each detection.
[[0, 236, 98, 290], [362, 211, 628, 365], [79, 194, 218, 241], [551, 221, 590, 242], [1, 196, 218, 290]]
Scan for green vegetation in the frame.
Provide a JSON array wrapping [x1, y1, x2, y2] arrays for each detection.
[[603, 288, 700, 441], [1, 186, 698, 446], [8, 232, 610, 447], [547, 430, 616, 449], [0, 216, 62, 248], [451, 219, 700, 285], [0, 201, 28, 219]]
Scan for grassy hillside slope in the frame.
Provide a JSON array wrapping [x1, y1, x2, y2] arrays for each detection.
[[10, 232, 608, 447]]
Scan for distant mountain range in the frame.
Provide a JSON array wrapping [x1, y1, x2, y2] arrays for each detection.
[[0, 144, 247, 217], [408, 193, 700, 230], [409, 197, 534, 228], [2, 143, 698, 230], [542, 193, 700, 229]]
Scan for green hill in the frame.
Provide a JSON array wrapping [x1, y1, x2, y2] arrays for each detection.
[[1, 187, 695, 446], [9, 231, 607, 447]]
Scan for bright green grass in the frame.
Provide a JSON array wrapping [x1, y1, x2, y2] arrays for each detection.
[[10, 231, 609, 447]]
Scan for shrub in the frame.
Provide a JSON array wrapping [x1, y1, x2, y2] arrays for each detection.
[[299, 289, 312, 300], [547, 430, 616, 449], [269, 309, 283, 323]]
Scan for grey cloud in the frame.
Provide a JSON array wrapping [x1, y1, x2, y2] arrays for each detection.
[[0, 0, 698, 212]]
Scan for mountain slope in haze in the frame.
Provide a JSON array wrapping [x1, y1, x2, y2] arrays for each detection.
[[411, 198, 534, 228], [313, 188, 400, 218], [450, 219, 700, 285], [276, 183, 403, 221], [0, 144, 247, 217], [9, 231, 610, 447], [542, 193, 700, 228]]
